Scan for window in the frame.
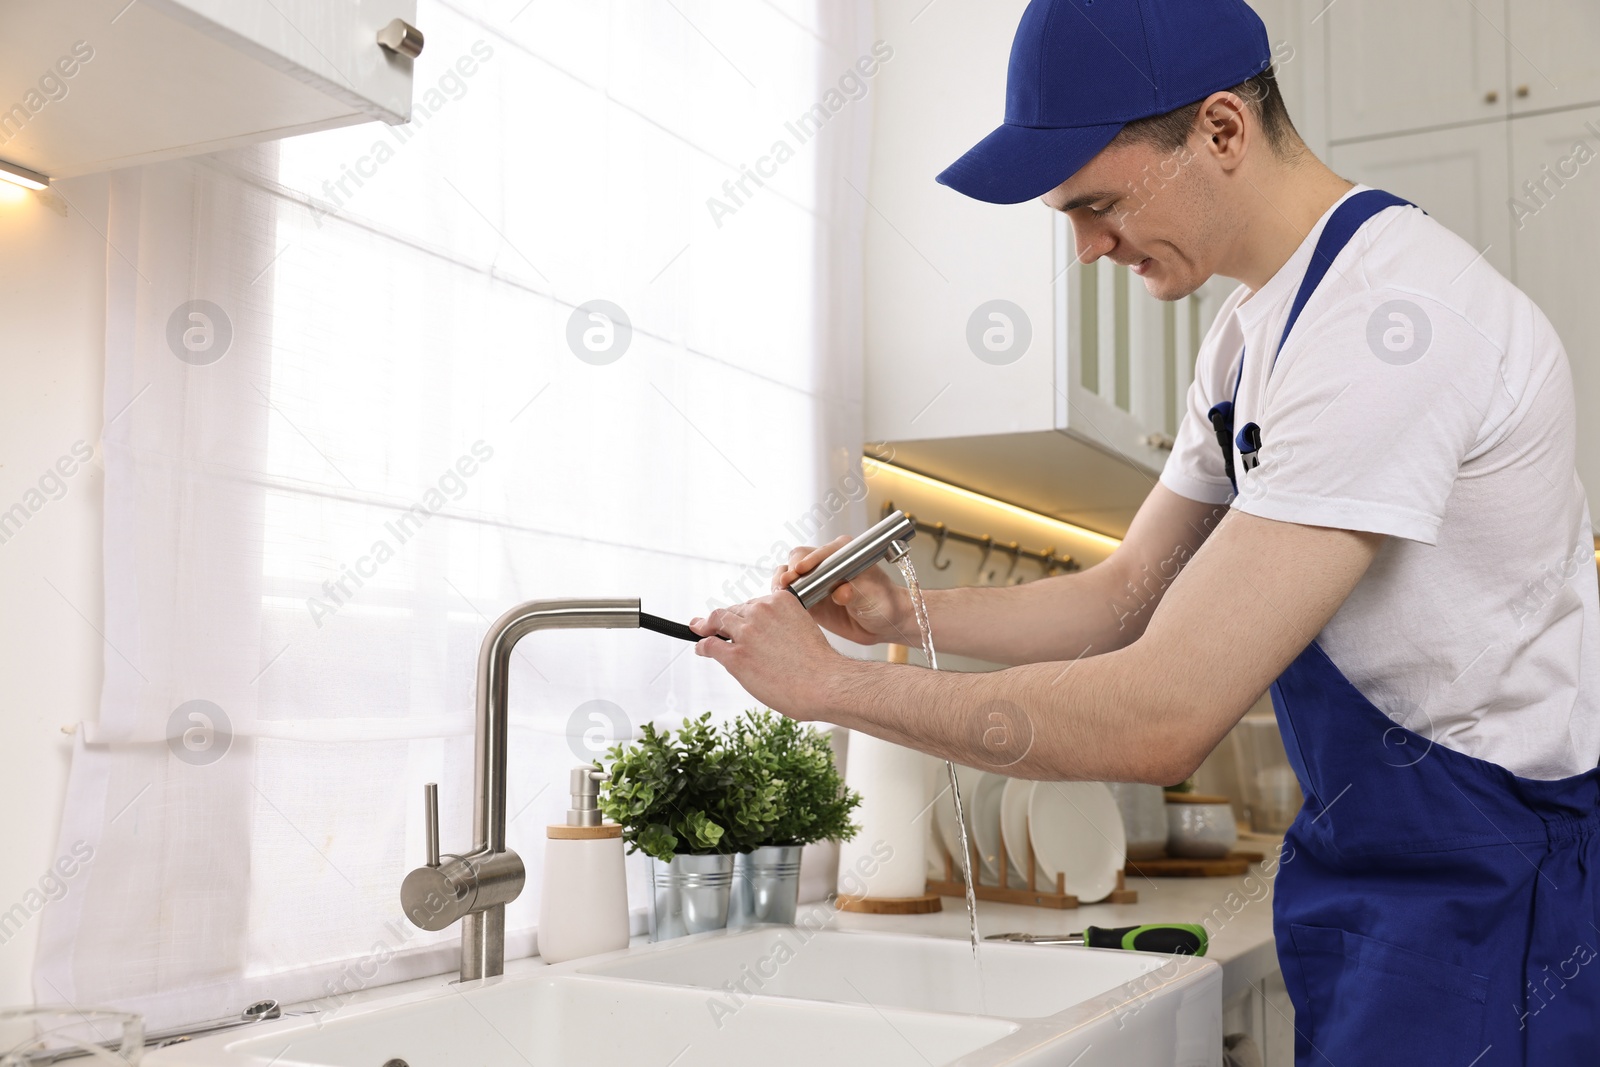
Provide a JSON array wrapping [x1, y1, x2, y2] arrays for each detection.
[[45, 0, 873, 1027]]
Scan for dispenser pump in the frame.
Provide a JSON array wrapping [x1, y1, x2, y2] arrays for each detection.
[[567, 764, 604, 827]]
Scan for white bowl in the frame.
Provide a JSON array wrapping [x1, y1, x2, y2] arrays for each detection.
[[1165, 802, 1239, 859]]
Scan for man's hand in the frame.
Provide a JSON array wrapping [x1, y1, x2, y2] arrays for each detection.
[[688, 593, 847, 719], [772, 537, 916, 648]]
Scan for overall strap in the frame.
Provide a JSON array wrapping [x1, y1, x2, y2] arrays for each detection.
[[1271, 188, 1417, 370], [1208, 189, 1419, 493]]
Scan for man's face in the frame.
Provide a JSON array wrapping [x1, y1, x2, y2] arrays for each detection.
[[1041, 133, 1227, 302]]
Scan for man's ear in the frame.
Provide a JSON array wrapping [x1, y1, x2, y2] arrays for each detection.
[[1197, 91, 1250, 172]]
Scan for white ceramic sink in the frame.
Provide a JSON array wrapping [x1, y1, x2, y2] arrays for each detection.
[[145, 929, 1221, 1067], [579, 927, 1166, 1017], [145, 972, 1014, 1067]]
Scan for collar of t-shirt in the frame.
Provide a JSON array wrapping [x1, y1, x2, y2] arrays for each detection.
[[1233, 184, 1372, 343]]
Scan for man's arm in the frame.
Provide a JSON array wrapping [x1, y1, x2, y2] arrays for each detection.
[[912, 484, 1230, 664], [696, 510, 1382, 784]]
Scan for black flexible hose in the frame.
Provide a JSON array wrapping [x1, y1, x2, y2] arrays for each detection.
[[640, 612, 727, 643]]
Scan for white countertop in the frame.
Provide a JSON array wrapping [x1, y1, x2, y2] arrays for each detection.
[[828, 835, 1285, 1003]]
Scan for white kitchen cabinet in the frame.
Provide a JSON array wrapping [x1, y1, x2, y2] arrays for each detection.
[[1055, 222, 1225, 474], [863, 0, 1055, 446], [1328, 121, 1514, 278], [862, 227, 1218, 536], [1510, 107, 1600, 505], [1325, 0, 1507, 141], [0, 0, 419, 181], [1223, 970, 1296, 1067], [1509, 0, 1600, 116]]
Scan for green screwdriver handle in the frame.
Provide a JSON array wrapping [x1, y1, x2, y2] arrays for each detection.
[[1082, 924, 1209, 956]]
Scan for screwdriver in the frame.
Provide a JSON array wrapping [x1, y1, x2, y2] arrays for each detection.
[[985, 924, 1208, 956]]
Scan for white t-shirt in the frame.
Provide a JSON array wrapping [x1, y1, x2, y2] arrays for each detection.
[[1161, 185, 1600, 781]]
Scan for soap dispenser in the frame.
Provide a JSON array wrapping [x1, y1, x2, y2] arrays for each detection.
[[537, 764, 631, 964]]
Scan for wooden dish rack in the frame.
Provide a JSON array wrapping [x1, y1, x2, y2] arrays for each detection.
[[925, 828, 1138, 910]]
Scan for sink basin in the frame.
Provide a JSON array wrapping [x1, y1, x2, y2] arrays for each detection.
[[146, 973, 1015, 1067], [577, 926, 1167, 1017], [145, 929, 1220, 1067]]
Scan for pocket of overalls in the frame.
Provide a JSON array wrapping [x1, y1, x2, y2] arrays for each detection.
[[1287, 924, 1490, 1061]]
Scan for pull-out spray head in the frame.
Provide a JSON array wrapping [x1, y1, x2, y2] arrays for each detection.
[[788, 510, 917, 610], [635, 511, 917, 642]]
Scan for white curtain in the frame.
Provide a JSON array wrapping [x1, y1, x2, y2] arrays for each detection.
[[38, 0, 876, 1029]]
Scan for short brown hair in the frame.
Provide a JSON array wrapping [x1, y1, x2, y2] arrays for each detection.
[[1116, 67, 1300, 156]]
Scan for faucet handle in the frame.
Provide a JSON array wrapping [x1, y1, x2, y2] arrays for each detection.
[[424, 782, 440, 868], [401, 780, 528, 933]]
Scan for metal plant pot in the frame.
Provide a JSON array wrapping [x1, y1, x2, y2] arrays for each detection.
[[727, 845, 804, 928], [648, 853, 734, 941]]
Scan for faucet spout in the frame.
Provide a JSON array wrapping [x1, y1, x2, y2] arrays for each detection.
[[401, 597, 641, 982], [472, 598, 641, 854]]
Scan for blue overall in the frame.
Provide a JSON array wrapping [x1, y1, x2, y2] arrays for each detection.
[[1210, 190, 1600, 1064]]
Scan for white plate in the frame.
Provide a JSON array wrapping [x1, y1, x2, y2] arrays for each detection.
[[932, 764, 986, 877], [999, 778, 1053, 891], [969, 772, 1009, 883], [1028, 781, 1126, 903]]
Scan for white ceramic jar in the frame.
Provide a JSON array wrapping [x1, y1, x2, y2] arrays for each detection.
[[1165, 800, 1239, 859], [1107, 782, 1168, 860]]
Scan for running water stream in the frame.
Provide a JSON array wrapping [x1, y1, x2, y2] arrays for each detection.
[[894, 557, 982, 960]]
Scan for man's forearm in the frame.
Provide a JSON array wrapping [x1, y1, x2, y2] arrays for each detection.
[[909, 489, 1229, 666], [820, 647, 1193, 784], [917, 563, 1146, 666]]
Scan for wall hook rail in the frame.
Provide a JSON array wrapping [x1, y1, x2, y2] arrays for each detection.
[[881, 502, 1080, 579]]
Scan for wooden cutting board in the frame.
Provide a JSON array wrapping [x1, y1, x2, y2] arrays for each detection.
[[1124, 850, 1266, 877]]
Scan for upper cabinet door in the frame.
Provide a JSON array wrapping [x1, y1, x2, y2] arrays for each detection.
[[158, 0, 417, 122], [0, 0, 419, 180], [1054, 218, 1225, 477], [1328, 122, 1513, 279], [1508, 0, 1600, 115], [1510, 107, 1600, 514], [863, 0, 1059, 444], [1327, 0, 1507, 141]]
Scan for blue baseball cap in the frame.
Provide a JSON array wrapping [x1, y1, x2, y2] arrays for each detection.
[[938, 0, 1273, 204]]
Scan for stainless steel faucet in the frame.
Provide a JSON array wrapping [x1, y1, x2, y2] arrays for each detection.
[[399, 517, 918, 981], [400, 598, 641, 981]]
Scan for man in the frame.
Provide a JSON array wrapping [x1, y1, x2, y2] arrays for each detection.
[[690, 0, 1600, 1062]]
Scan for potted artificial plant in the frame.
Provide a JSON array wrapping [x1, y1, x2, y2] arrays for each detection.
[[598, 713, 781, 941], [724, 709, 862, 928], [598, 710, 862, 939]]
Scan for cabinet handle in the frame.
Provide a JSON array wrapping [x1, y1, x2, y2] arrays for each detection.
[[378, 18, 425, 58], [1484, 89, 1500, 104], [1517, 85, 1531, 99]]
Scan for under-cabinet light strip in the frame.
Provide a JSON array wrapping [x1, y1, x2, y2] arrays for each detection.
[[861, 456, 1123, 551], [0, 158, 49, 191]]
